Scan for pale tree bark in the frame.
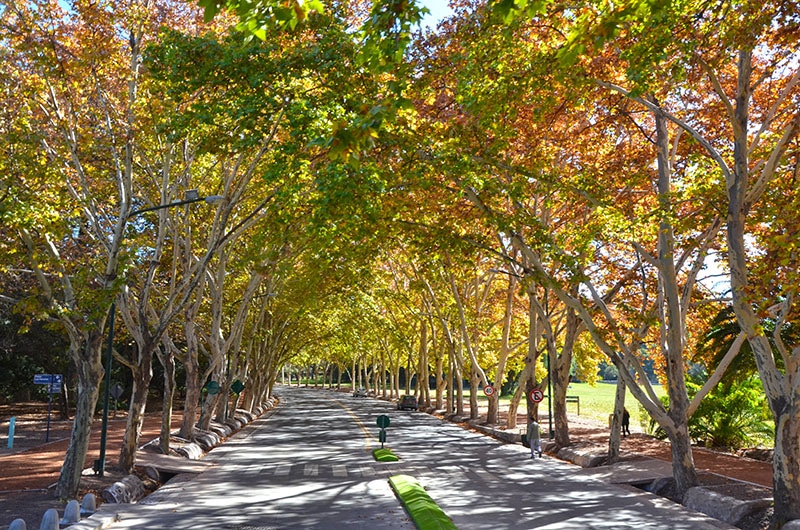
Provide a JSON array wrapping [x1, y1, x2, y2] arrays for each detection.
[[515, 284, 541, 431], [652, 108, 698, 493], [435, 347, 446, 410], [9, 0, 140, 496], [19, 227, 110, 499], [157, 335, 179, 455], [486, 269, 517, 424], [533, 293, 579, 449], [608, 376, 626, 463], [724, 49, 800, 526], [463, 196, 702, 498], [179, 298, 204, 437], [418, 318, 431, 409], [607, 47, 800, 522]]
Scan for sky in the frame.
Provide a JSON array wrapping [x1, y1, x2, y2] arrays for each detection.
[[420, 1, 454, 29]]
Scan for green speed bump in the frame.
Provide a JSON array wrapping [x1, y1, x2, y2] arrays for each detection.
[[373, 448, 399, 462], [389, 474, 457, 530]]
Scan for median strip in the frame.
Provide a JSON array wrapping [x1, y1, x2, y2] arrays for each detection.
[[389, 474, 457, 530], [373, 448, 399, 462]]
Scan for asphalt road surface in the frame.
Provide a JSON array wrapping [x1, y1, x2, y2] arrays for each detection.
[[101, 385, 732, 530]]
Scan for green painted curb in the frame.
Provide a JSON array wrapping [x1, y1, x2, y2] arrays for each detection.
[[389, 474, 457, 530], [373, 448, 400, 462]]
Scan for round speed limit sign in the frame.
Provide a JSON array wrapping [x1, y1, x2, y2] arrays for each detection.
[[529, 389, 544, 403], [483, 385, 495, 397]]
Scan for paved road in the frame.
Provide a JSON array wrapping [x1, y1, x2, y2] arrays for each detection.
[[97, 385, 733, 529]]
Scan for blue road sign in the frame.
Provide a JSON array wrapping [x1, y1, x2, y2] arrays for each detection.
[[34, 374, 62, 385]]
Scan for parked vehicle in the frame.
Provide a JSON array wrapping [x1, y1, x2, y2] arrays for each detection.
[[353, 387, 367, 397], [397, 395, 418, 411]]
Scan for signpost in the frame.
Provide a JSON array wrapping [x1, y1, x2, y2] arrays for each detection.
[[483, 385, 495, 397], [110, 384, 124, 418], [376, 415, 390, 448], [199, 381, 220, 429], [33, 374, 62, 442], [529, 388, 544, 404], [227, 380, 246, 420]]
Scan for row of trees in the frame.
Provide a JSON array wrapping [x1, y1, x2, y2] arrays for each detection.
[[1, 0, 798, 527]]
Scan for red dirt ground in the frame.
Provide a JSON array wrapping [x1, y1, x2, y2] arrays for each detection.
[[0, 403, 178, 529]]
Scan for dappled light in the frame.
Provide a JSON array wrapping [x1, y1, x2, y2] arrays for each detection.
[[94, 386, 744, 529]]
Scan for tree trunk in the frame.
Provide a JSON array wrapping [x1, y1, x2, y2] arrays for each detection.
[[523, 285, 540, 431], [119, 348, 153, 472], [435, 354, 445, 410], [180, 352, 201, 438], [488, 273, 517, 425], [56, 333, 104, 499], [608, 377, 626, 463], [486, 394, 499, 425], [158, 346, 175, 455], [179, 309, 203, 437], [469, 369, 479, 420], [446, 356, 454, 415], [772, 404, 800, 526], [507, 372, 525, 430], [418, 319, 430, 408], [455, 361, 464, 416], [551, 303, 578, 448], [654, 107, 698, 494]]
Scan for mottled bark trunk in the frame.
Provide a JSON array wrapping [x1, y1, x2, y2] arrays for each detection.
[[469, 370, 479, 420], [608, 377, 626, 463], [552, 305, 577, 448], [434, 355, 444, 410], [655, 108, 697, 495], [446, 356, 454, 415], [179, 315, 202, 438], [488, 275, 516, 425], [772, 404, 800, 526], [486, 394, 499, 425], [56, 333, 104, 499], [723, 49, 800, 528], [119, 349, 153, 472], [418, 320, 430, 408], [180, 354, 201, 439], [455, 364, 464, 416], [159, 348, 175, 455], [506, 379, 523, 430]]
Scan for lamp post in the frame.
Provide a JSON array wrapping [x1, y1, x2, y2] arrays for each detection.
[[96, 190, 223, 476]]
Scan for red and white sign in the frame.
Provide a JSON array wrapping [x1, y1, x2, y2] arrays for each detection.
[[529, 389, 544, 403], [483, 385, 495, 396]]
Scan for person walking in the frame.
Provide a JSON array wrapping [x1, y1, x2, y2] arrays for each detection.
[[622, 407, 631, 437], [527, 418, 542, 458]]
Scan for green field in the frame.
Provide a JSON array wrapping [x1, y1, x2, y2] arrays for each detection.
[[558, 382, 666, 430], [472, 381, 667, 432]]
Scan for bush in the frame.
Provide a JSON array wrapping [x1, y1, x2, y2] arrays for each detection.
[[645, 377, 774, 449], [688, 376, 773, 449]]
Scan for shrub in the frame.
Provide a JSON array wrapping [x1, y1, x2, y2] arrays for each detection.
[[688, 376, 773, 449]]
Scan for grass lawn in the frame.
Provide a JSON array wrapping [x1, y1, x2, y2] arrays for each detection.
[[468, 381, 667, 432], [560, 382, 666, 430]]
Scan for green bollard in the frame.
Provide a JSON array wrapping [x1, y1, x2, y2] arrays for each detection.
[[7, 416, 15, 449]]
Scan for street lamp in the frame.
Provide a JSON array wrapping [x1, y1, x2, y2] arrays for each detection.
[[95, 190, 223, 476]]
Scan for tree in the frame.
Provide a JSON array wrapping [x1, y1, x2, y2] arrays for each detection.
[[0, 0, 165, 498]]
